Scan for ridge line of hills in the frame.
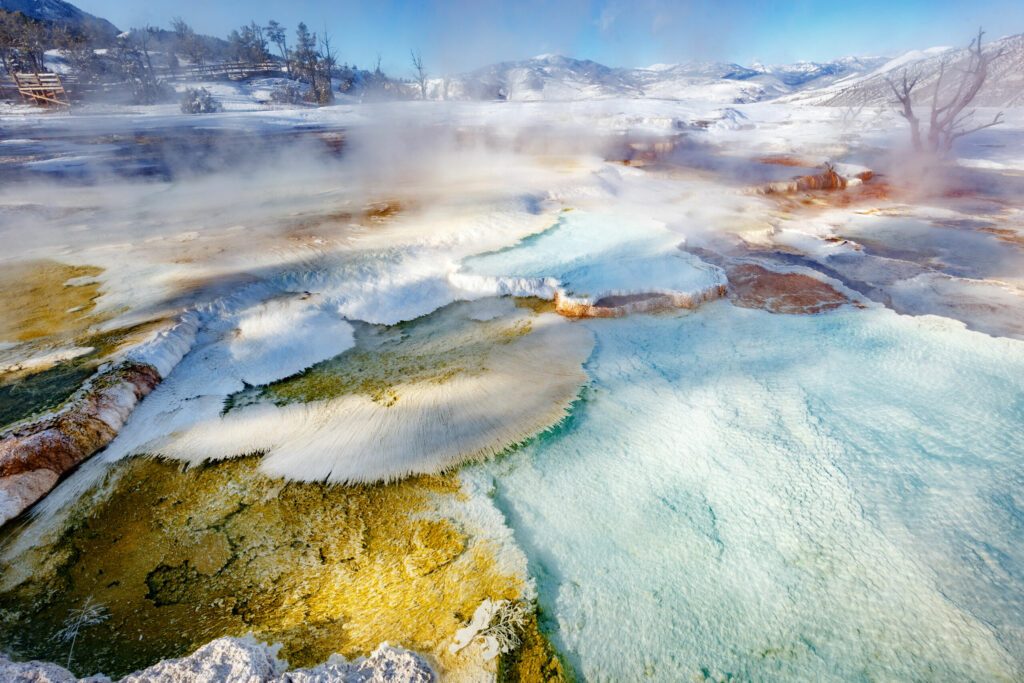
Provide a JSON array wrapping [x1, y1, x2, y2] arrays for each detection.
[[3, 0, 1021, 106]]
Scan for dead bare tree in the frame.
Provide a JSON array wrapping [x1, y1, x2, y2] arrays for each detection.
[[411, 49, 427, 100], [888, 69, 923, 150], [316, 29, 336, 105], [840, 89, 869, 129], [887, 28, 1005, 154]]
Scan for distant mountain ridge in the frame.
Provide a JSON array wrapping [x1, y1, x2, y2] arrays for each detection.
[[440, 53, 892, 103], [0, 0, 119, 39], [6, 0, 1021, 107]]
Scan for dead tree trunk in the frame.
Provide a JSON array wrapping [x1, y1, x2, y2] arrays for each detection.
[[887, 28, 1005, 155], [411, 50, 427, 100], [887, 70, 922, 151]]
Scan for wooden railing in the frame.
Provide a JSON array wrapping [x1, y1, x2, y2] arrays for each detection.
[[2, 61, 289, 105], [163, 61, 287, 81], [12, 72, 70, 107]]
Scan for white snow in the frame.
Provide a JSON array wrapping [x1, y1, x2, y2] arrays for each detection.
[[0, 636, 435, 682], [152, 301, 591, 484], [227, 295, 355, 386]]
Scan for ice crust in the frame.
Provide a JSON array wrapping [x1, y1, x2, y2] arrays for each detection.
[[480, 302, 1024, 680], [459, 210, 726, 304], [152, 300, 592, 483], [226, 296, 355, 386]]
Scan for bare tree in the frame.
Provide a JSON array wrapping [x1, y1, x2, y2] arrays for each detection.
[[227, 22, 269, 65], [0, 10, 23, 74], [115, 27, 171, 103], [0, 10, 49, 74], [840, 89, 869, 129], [888, 69, 923, 150], [171, 17, 207, 67], [411, 49, 427, 100], [58, 26, 103, 84], [887, 28, 1005, 154], [317, 29, 337, 104]]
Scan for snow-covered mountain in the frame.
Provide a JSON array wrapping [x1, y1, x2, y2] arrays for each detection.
[[439, 53, 891, 103], [8, 0, 1020, 108], [0, 0, 119, 39], [784, 33, 1024, 108], [448, 55, 644, 101], [750, 56, 890, 88]]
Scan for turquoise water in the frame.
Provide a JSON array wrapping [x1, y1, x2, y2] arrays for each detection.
[[461, 210, 724, 301], [479, 302, 1024, 681]]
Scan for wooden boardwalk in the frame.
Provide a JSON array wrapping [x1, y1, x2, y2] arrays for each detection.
[[2, 61, 288, 106], [166, 61, 287, 81]]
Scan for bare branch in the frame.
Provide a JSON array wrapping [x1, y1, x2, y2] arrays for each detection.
[[410, 49, 427, 100], [892, 27, 1002, 154], [952, 111, 1004, 140]]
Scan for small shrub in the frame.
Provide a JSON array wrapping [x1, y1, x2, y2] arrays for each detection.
[[180, 87, 222, 114], [269, 81, 305, 105]]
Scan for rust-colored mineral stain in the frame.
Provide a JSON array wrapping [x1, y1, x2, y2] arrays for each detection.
[[758, 155, 816, 168], [363, 200, 404, 222], [285, 200, 408, 240], [608, 136, 683, 167], [727, 264, 850, 315], [554, 286, 726, 319], [794, 166, 848, 191], [767, 177, 892, 213], [0, 362, 161, 525], [977, 226, 1024, 248]]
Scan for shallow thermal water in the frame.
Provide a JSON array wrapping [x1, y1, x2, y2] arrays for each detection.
[[479, 302, 1024, 681], [3, 101, 1024, 681]]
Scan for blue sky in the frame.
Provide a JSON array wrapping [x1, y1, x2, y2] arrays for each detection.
[[74, 0, 1024, 73]]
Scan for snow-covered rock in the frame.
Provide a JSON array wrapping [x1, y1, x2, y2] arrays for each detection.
[[0, 637, 435, 682]]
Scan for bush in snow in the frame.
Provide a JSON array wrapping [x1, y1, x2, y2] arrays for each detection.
[[180, 87, 222, 114], [269, 81, 306, 105]]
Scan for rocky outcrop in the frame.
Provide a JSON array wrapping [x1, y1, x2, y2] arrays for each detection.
[[0, 362, 160, 526], [758, 165, 875, 195], [0, 637, 435, 682], [0, 654, 100, 682]]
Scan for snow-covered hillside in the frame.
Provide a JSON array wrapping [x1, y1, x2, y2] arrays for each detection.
[[437, 53, 891, 103], [0, 0, 119, 38], [785, 33, 1024, 107]]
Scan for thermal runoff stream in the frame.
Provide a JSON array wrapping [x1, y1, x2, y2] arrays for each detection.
[[1, 94, 1023, 682]]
